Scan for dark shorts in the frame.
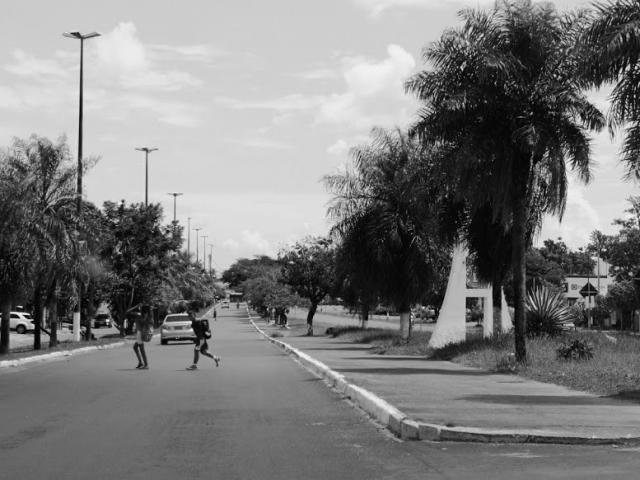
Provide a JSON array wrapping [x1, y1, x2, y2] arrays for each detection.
[[194, 338, 208, 352]]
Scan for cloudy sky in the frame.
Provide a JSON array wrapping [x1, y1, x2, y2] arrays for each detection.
[[1, 0, 635, 270]]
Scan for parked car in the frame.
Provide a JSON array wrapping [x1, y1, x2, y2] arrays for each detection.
[[10, 311, 35, 334], [160, 313, 196, 345], [93, 313, 112, 328], [220, 301, 230, 309]]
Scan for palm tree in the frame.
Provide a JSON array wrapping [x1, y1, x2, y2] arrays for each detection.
[[581, 0, 640, 177], [325, 128, 449, 340], [406, 0, 604, 360]]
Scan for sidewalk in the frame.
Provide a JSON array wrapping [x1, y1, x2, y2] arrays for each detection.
[[251, 315, 640, 444]]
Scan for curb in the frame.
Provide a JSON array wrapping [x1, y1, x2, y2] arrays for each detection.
[[247, 311, 640, 446], [0, 340, 128, 369]]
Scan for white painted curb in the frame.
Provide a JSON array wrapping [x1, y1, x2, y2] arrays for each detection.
[[0, 340, 127, 369], [246, 309, 640, 445]]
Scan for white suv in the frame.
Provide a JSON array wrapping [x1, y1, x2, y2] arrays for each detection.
[[9, 312, 34, 334]]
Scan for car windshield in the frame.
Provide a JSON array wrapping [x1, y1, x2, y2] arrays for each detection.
[[164, 315, 189, 322]]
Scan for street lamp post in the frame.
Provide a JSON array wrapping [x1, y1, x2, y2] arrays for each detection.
[[187, 217, 191, 258], [135, 147, 158, 206], [63, 30, 101, 343], [208, 244, 214, 274], [202, 235, 208, 270], [193, 227, 202, 265], [167, 192, 183, 223]]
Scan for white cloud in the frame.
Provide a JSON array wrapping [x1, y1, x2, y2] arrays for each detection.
[[4, 49, 69, 78], [223, 230, 274, 256], [149, 44, 228, 63], [216, 44, 417, 130], [327, 139, 350, 156], [227, 138, 294, 150], [351, 0, 494, 16]]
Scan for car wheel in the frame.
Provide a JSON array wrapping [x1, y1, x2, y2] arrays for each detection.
[[161, 339, 168, 345], [16, 325, 26, 334]]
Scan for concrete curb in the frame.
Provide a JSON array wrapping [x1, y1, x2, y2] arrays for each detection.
[[247, 311, 640, 445], [0, 340, 128, 369]]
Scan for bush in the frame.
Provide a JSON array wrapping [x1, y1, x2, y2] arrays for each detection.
[[526, 287, 572, 336], [557, 339, 594, 361]]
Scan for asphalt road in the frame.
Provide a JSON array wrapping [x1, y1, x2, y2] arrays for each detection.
[[1, 308, 640, 479]]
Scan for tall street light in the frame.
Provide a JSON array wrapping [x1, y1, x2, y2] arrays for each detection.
[[208, 244, 214, 274], [202, 235, 208, 270], [193, 227, 202, 265], [63, 31, 101, 215], [167, 192, 183, 223], [187, 217, 191, 258], [63, 30, 100, 343], [135, 147, 158, 206]]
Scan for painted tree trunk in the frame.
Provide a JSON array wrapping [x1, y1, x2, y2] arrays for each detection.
[[399, 311, 411, 341], [492, 280, 502, 335], [512, 195, 527, 362], [0, 299, 11, 355], [306, 302, 318, 336]]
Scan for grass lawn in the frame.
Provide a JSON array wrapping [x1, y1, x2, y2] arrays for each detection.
[[258, 307, 640, 396], [1, 335, 126, 362]]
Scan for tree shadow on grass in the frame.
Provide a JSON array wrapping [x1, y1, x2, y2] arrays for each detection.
[[336, 367, 491, 376], [458, 394, 638, 406]]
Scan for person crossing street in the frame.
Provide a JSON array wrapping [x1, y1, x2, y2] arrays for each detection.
[[186, 309, 220, 370]]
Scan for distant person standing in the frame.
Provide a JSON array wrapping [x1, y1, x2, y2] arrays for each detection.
[[213, 308, 217, 321], [186, 310, 220, 370], [133, 305, 152, 369]]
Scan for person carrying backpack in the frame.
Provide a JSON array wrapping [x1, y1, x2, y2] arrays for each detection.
[[186, 310, 220, 370]]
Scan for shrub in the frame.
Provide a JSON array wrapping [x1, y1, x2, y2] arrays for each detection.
[[526, 287, 572, 336], [557, 339, 594, 361]]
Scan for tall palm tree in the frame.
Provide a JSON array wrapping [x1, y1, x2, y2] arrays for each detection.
[[326, 128, 449, 340], [406, 0, 604, 360], [581, 0, 640, 177]]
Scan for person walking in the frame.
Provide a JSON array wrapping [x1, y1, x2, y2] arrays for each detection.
[[133, 305, 152, 369], [186, 310, 220, 370]]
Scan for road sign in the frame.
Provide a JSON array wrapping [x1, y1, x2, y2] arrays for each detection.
[[579, 282, 599, 297]]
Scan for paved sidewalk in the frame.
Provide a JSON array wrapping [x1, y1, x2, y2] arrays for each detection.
[[253, 316, 640, 443]]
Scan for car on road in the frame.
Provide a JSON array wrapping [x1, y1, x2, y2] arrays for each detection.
[[93, 313, 112, 329], [10, 311, 35, 334], [160, 313, 196, 345], [220, 301, 230, 309]]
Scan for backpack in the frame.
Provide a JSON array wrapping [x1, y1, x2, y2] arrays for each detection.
[[200, 318, 212, 339]]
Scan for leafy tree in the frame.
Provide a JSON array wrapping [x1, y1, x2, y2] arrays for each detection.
[[100, 201, 180, 333], [222, 256, 280, 288], [406, 0, 604, 360], [326, 128, 450, 340], [280, 237, 336, 336], [581, 0, 640, 178]]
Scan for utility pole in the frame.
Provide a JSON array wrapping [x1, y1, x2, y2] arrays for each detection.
[[187, 217, 191, 258], [63, 30, 101, 343], [202, 235, 208, 270], [167, 192, 183, 223], [135, 147, 158, 206], [193, 227, 202, 265]]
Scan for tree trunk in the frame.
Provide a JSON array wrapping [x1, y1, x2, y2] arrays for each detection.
[[512, 195, 527, 362], [361, 303, 369, 329], [0, 299, 11, 355], [306, 303, 318, 336], [48, 298, 58, 348], [33, 286, 43, 351], [399, 310, 411, 341], [492, 278, 502, 335]]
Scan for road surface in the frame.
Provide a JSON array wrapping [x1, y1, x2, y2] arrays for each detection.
[[1, 307, 639, 479]]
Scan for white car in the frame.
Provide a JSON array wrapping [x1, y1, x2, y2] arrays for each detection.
[[9, 312, 35, 334], [220, 301, 230, 309], [160, 313, 196, 345]]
